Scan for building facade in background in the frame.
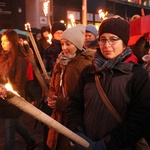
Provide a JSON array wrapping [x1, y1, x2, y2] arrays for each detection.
[[0, 0, 26, 30], [0, 0, 150, 30]]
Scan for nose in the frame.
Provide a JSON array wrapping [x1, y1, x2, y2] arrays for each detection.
[[63, 44, 67, 50], [103, 40, 111, 46]]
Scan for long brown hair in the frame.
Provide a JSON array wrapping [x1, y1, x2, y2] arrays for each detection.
[[2, 29, 19, 66], [0, 29, 19, 82]]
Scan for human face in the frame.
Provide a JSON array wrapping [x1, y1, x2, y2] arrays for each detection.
[[60, 39, 77, 55], [53, 30, 63, 41], [99, 33, 125, 59], [43, 31, 49, 38], [84, 32, 96, 42], [1, 35, 12, 52]]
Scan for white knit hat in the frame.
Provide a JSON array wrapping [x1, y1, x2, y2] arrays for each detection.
[[61, 24, 85, 50]]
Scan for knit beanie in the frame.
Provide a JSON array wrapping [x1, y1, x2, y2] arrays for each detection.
[[86, 24, 98, 37], [99, 17, 130, 46], [61, 24, 85, 50], [52, 22, 66, 35]]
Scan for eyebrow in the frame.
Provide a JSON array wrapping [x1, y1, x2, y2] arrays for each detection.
[[100, 36, 119, 38]]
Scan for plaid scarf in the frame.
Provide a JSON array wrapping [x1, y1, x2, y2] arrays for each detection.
[[93, 47, 132, 72], [56, 51, 76, 66]]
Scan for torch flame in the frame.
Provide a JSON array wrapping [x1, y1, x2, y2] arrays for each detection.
[[98, 9, 108, 21], [25, 22, 31, 32], [47, 33, 52, 44], [5, 83, 20, 96], [43, 0, 50, 16], [69, 14, 76, 27]]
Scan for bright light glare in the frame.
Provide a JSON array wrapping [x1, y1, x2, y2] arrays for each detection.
[[43, 0, 50, 16], [5, 83, 20, 96], [47, 33, 52, 44]]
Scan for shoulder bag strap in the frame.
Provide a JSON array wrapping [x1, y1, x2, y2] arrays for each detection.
[[95, 75, 122, 123]]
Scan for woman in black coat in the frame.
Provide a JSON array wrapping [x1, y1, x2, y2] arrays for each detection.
[[66, 18, 150, 150]]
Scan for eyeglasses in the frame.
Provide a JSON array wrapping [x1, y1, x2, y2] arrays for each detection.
[[99, 37, 121, 46]]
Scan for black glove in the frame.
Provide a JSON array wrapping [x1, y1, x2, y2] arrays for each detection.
[[75, 132, 107, 150]]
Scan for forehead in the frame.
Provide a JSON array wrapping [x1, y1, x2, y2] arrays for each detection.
[[55, 30, 63, 33], [100, 33, 118, 38], [1, 35, 8, 41], [61, 39, 70, 43], [85, 32, 94, 36]]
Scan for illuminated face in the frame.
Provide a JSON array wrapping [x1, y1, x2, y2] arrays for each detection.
[[1, 35, 12, 52], [53, 30, 63, 41], [43, 31, 49, 38], [60, 39, 77, 55], [84, 32, 96, 42], [99, 33, 125, 59]]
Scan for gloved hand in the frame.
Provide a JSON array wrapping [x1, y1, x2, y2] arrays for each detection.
[[75, 132, 107, 150]]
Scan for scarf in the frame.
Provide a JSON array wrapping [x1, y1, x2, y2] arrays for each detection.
[[93, 47, 133, 72], [56, 51, 76, 66]]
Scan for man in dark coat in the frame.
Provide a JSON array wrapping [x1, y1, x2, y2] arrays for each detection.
[[43, 22, 66, 73]]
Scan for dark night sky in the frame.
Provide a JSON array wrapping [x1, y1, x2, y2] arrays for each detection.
[[54, 0, 106, 13], [87, 0, 106, 12]]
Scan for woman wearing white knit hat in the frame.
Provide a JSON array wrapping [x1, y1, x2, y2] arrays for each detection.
[[46, 24, 93, 150]]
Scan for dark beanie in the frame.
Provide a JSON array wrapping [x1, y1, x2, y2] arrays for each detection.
[[99, 17, 130, 46], [52, 22, 66, 35], [41, 26, 50, 34]]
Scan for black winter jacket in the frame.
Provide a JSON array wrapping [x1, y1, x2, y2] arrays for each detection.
[[43, 39, 62, 72], [66, 60, 150, 150]]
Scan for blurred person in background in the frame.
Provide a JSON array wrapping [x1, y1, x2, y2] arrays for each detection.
[[43, 22, 66, 74], [19, 37, 42, 106], [37, 26, 50, 60], [83, 24, 98, 53]]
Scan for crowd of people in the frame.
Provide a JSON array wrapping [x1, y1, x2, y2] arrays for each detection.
[[0, 14, 150, 150]]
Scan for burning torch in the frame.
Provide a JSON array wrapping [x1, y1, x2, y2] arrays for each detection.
[[68, 14, 76, 27], [98, 9, 108, 22], [0, 84, 89, 148], [43, 0, 52, 30], [25, 23, 50, 81]]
